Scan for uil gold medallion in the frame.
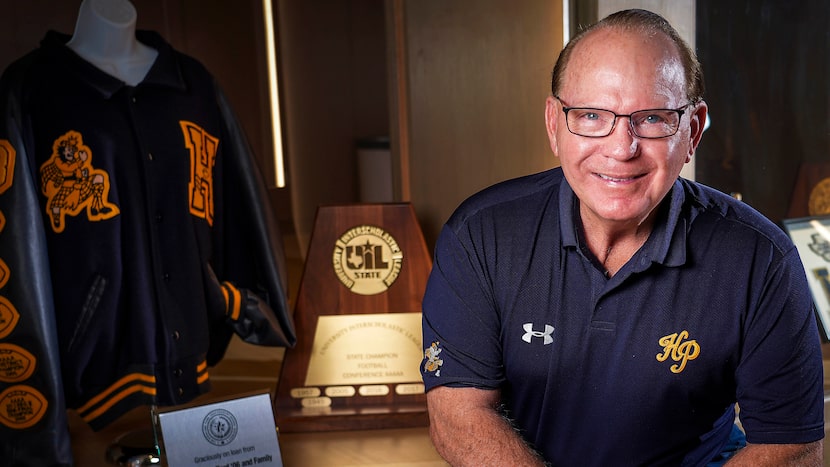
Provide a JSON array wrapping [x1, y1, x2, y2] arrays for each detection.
[[333, 225, 403, 295], [808, 177, 830, 216]]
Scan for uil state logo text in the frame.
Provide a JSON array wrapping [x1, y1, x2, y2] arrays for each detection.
[[333, 225, 403, 295]]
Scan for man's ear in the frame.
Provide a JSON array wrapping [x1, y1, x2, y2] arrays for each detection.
[[687, 100, 709, 162], [545, 96, 561, 156]]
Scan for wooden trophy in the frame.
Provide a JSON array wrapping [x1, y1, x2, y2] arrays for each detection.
[[274, 203, 432, 432]]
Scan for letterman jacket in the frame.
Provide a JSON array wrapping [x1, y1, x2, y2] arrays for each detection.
[[0, 30, 296, 465]]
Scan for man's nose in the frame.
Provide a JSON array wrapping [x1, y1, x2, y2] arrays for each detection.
[[604, 116, 638, 160]]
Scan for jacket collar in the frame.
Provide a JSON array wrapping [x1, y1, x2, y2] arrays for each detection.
[[41, 29, 187, 99]]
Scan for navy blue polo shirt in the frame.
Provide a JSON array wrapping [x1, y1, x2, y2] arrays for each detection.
[[420, 167, 823, 466]]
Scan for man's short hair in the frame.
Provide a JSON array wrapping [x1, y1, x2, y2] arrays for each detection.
[[551, 9, 705, 104]]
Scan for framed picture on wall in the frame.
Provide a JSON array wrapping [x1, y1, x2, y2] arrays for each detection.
[[782, 215, 830, 342]]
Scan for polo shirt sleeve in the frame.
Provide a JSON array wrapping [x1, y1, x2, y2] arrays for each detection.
[[735, 246, 825, 444], [420, 223, 505, 391]]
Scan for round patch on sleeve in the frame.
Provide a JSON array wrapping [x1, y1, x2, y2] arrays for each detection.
[[0, 297, 21, 339], [0, 385, 48, 429], [0, 344, 37, 383]]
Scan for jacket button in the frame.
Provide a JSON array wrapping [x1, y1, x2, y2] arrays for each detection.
[[174, 368, 183, 377], [172, 330, 180, 340]]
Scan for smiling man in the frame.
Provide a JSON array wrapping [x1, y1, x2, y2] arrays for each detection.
[[420, 9, 824, 466]]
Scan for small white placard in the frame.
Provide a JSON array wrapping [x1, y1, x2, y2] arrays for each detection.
[[158, 391, 283, 467]]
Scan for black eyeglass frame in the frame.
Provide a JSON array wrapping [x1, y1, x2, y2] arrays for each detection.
[[554, 96, 693, 139]]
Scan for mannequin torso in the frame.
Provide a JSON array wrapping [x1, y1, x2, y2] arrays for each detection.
[[67, 0, 157, 85]]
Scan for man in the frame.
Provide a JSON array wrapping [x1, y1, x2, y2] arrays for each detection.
[[420, 9, 824, 466]]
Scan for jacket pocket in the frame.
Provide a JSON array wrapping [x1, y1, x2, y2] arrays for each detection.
[[66, 274, 107, 355]]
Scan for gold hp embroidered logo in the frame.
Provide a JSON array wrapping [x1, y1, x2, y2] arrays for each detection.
[[333, 225, 403, 295], [656, 330, 700, 373]]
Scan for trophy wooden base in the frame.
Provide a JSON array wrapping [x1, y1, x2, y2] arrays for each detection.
[[275, 404, 429, 433], [274, 203, 432, 432]]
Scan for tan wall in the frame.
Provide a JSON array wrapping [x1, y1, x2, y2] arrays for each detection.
[[398, 0, 564, 248], [276, 0, 390, 256]]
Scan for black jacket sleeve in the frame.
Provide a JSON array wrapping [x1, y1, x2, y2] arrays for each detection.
[[0, 55, 74, 466], [205, 82, 296, 365]]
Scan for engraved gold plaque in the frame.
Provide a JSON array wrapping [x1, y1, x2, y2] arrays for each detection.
[[324, 386, 356, 398], [358, 385, 390, 396], [290, 388, 321, 399], [395, 383, 425, 395], [809, 178, 830, 216], [332, 225, 403, 295], [301, 397, 332, 409], [304, 313, 423, 387]]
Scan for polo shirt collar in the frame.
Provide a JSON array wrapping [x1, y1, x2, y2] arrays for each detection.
[[558, 177, 688, 268], [41, 30, 187, 99]]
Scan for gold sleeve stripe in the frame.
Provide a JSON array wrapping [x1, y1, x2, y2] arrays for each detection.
[[80, 384, 157, 424], [223, 281, 242, 321], [197, 359, 210, 384], [76, 373, 156, 414], [221, 284, 230, 308], [197, 371, 210, 385]]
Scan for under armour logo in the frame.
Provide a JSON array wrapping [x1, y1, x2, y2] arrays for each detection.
[[522, 323, 554, 345]]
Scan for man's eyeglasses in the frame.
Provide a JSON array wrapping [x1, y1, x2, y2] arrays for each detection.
[[555, 96, 692, 139]]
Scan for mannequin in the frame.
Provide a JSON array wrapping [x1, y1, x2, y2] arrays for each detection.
[[66, 0, 157, 85]]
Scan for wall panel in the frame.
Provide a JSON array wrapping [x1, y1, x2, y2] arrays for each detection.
[[402, 0, 564, 248]]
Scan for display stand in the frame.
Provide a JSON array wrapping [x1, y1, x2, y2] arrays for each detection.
[[274, 203, 432, 432]]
